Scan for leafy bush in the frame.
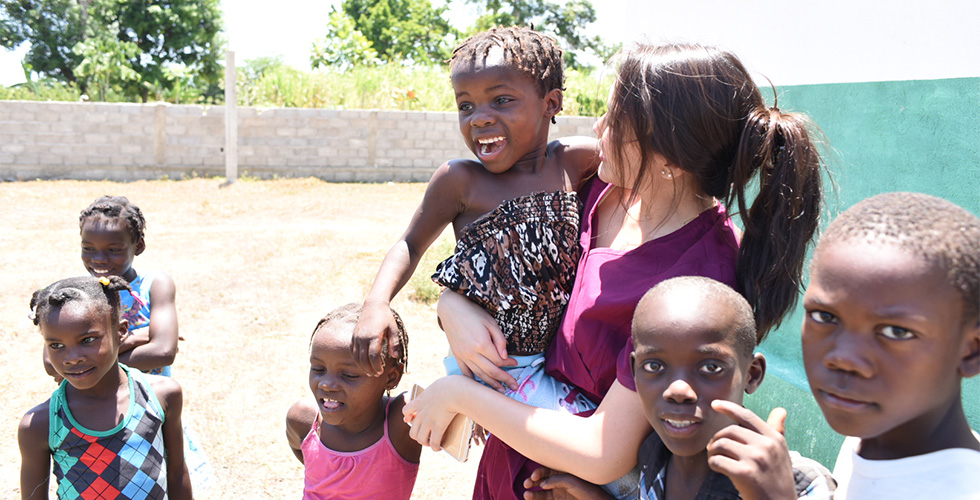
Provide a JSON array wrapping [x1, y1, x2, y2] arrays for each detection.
[[1, 61, 614, 117]]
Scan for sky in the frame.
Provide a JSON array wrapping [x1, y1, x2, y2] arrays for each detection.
[[1, 0, 978, 87]]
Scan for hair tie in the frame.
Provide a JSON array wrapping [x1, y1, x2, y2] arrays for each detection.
[[99, 277, 111, 287]]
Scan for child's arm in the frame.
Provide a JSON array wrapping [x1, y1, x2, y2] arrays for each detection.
[[523, 467, 614, 500], [152, 376, 192, 500], [706, 400, 796, 500], [387, 393, 423, 464], [18, 402, 52, 500], [286, 398, 319, 464], [352, 162, 470, 375], [118, 274, 178, 371]]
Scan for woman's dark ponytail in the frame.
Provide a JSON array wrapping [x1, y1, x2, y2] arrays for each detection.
[[730, 107, 823, 339]]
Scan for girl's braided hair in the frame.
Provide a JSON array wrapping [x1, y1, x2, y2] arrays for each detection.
[[310, 303, 409, 372], [79, 195, 146, 244], [450, 26, 565, 99], [30, 275, 133, 327]]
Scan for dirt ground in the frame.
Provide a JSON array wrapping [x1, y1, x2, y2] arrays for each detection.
[[0, 178, 484, 499]]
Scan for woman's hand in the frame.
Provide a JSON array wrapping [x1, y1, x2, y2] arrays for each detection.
[[403, 375, 475, 451], [438, 290, 518, 391]]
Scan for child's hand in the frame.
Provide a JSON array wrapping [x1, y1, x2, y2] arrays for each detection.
[[438, 290, 518, 391], [522, 467, 614, 500], [707, 400, 796, 500], [352, 301, 402, 376], [119, 330, 150, 353]]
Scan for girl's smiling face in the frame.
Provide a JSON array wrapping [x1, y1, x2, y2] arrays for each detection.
[[451, 54, 560, 174], [42, 300, 126, 391], [80, 217, 144, 282], [308, 326, 400, 434]]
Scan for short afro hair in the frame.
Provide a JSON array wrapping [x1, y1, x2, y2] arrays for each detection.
[[449, 26, 565, 99], [30, 275, 133, 327], [816, 192, 979, 322], [633, 276, 758, 357]]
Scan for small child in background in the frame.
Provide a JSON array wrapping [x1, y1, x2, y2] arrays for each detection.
[[76, 195, 214, 490], [802, 192, 980, 499], [286, 303, 421, 500], [352, 26, 598, 400], [525, 276, 835, 500], [19, 275, 191, 500], [78, 195, 178, 376]]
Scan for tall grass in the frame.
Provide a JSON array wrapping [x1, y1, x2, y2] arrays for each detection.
[[1, 63, 614, 116]]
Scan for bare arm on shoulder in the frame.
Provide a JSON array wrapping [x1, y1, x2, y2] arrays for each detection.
[[404, 376, 650, 484], [286, 398, 319, 464], [352, 161, 470, 375], [118, 274, 178, 371], [152, 375, 192, 500], [19, 402, 52, 500]]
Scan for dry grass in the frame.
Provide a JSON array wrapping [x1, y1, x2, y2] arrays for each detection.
[[0, 178, 482, 499]]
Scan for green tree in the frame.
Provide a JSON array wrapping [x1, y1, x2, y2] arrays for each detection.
[[311, 9, 379, 70], [1, 0, 224, 102], [467, 0, 613, 68], [315, 0, 455, 68], [0, 0, 89, 86]]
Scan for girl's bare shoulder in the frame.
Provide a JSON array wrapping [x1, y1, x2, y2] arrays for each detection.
[[387, 393, 422, 463], [19, 399, 52, 445], [549, 136, 600, 188]]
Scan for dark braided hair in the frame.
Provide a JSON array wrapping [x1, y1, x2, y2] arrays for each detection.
[[30, 275, 133, 327], [450, 26, 565, 100], [79, 196, 146, 244], [310, 303, 409, 372]]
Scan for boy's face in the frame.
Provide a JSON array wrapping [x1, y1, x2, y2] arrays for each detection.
[[451, 51, 561, 174], [632, 291, 763, 457], [802, 240, 977, 455], [81, 217, 144, 283]]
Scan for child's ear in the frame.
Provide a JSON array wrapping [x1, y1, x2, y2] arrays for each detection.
[[385, 363, 404, 391], [958, 320, 980, 378], [134, 238, 146, 256], [744, 353, 766, 395], [630, 352, 637, 378], [117, 319, 129, 342], [544, 88, 563, 119]]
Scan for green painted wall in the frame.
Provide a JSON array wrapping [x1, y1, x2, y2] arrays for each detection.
[[746, 77, 980, 467]]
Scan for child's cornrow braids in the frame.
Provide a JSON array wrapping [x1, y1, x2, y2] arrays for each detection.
[[818, 192, 980, 322], [79, 195, 147, 243], [450, 26, 565, 100], [311, 303, 410, 372], [30, 275, 133, 326]]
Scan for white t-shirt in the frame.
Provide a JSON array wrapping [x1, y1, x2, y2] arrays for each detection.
[[833, 435, 980, 499]]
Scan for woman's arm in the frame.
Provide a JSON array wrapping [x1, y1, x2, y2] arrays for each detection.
[[404, 376, 651, 484], [352, 162, 469, 375], [153, 376, 192, 500], [437, 289, 517, 391], [19, 403, 51, 500], [117, 274, 178, 371]]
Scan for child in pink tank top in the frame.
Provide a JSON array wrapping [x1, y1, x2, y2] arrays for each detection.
[[286, 303, 420, 500]]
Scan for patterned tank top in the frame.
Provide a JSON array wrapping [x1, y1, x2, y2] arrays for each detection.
[[49, 364, 168, 500]]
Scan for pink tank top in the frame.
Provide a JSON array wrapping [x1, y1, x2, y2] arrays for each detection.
[[301, 396, 419, 500]]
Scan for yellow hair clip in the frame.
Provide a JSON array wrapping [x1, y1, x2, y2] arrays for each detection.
[[99, 277, 111, 286]]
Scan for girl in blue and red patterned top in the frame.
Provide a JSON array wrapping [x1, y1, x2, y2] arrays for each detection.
[[19, 275, 191, 500]]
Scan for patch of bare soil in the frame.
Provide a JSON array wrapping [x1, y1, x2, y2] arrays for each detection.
[[0, 178, 481, 499]]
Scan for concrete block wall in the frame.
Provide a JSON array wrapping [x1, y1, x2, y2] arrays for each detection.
[[0, 100, 598, 182]]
